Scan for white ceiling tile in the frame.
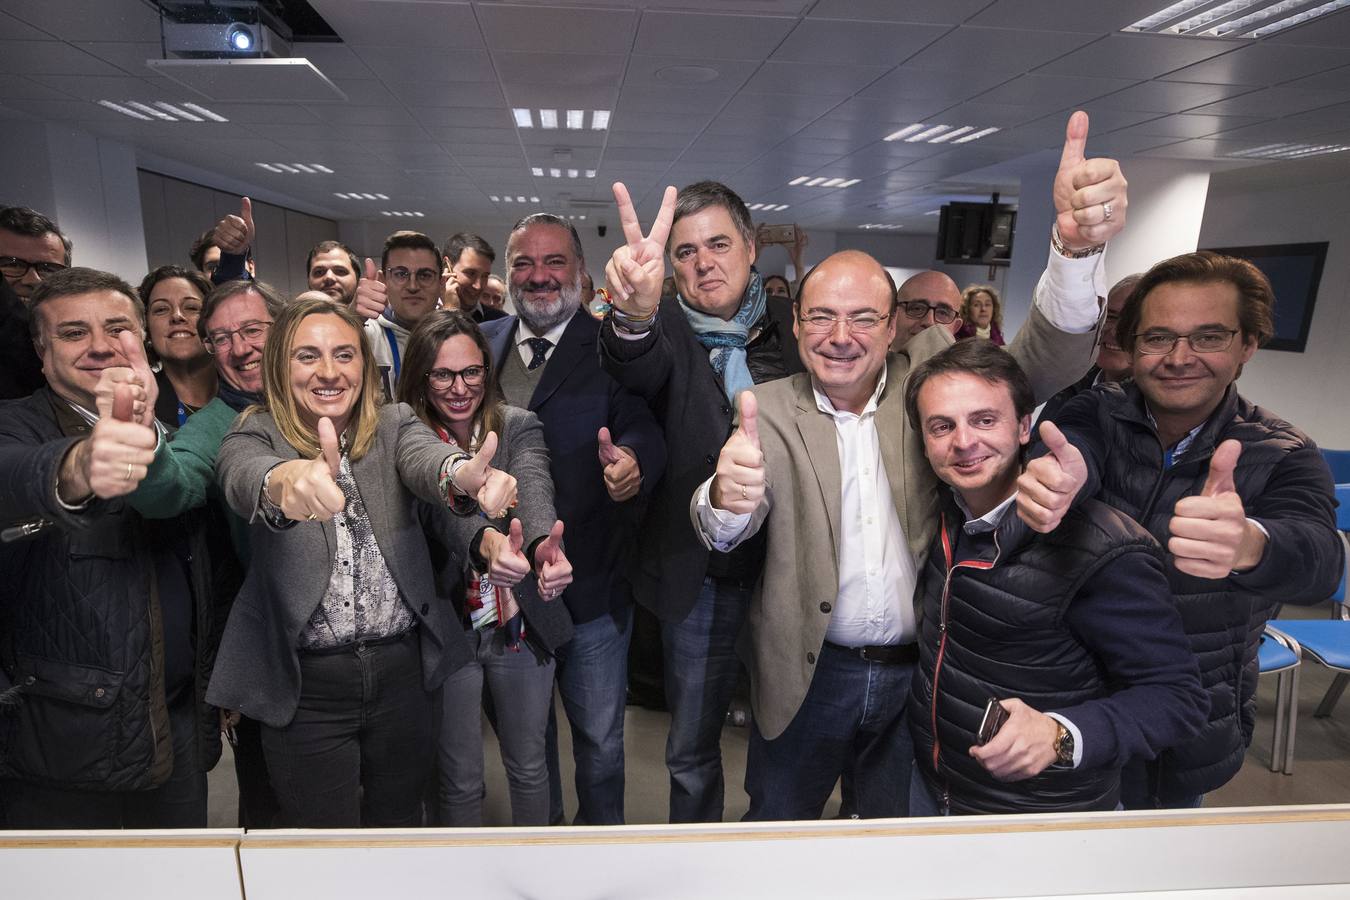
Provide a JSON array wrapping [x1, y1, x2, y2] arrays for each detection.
[[633, 12, 797, 60], [974, 74, 1142, 109], [3, 0, 160, 42], [856, 66, 1012, 105], [1124, 113, 1266, 138], [493, 51, 627, 87], [71, 42, 165, 76], [28, 74, 198, 104], [902, 27, 1099, 72], [0, 76, 73, 101], [1161, 43, 1350, 87], [926, 100, 1058, 130], [328, 79, 400, 106], [771, 19, 950, 66], [807, 0, 989, 24], [192, 103, 325, 125], [822, 96, 952, 126], [720, 92, 841, 121], [388, 81, 506, 108], [1278, 64, 1350, 93], [309, 0, 483, 50], [1190, 86, 1350, 117], [624, 56, 759, 92], [740, 61, 890, 98], [310, 104, 420, 126], [1089, 80, 1258, 113], [610, 112, 714, 135], [426, 123, 519, 143], [0, 40, 126, 76], [617, 86, 731, 116], [0, 9, 55, 41], [969, 0, 1170, 33], [705, 114, 815, 137], [497, 85, 618, 110], [354, 47, 496, 84], [476, 4, 638, 52], [1036, 34, 1239, 80]]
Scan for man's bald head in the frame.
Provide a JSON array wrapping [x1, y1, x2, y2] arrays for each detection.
[[893, 269, 963, 350], [797, 249, 896, 312]]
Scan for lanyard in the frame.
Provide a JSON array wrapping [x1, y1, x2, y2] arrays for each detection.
[[384, 326, 401, 378], [176, 402, 188, 427]]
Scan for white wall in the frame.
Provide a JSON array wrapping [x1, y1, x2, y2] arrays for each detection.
[[1198, 169, 1350, 449]]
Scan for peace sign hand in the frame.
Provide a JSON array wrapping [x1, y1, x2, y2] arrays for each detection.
[[604, 182, 676, 319]]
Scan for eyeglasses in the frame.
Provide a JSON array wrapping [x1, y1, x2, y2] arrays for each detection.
[[0, 256, 67, 280], [205, 320, 273, 353], [899, 300, 958, 325], [427, 365, 487, 389], [1134, 329, 1239, 356], [386, 267, 440, 287], [798, 312, 891, 333]]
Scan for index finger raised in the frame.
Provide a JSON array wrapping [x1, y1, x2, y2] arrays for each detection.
[[612, 182, 644, 246]]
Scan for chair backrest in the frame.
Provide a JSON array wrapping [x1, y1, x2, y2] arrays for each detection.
[[1323, 449, 1350, 485], [1337, 482, 1350, 533]]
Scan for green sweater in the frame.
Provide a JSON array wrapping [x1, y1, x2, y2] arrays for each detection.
[[130, 396, 251, 560]]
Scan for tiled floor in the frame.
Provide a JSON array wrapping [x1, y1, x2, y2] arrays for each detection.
[[206, 604, 1350, 827]]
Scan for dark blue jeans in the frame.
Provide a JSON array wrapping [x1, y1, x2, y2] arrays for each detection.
[[744, 642, 915, 822], [661, 575, 751, 823], [1120, 759, 1204, 809], [262, 630, 433, 828], [551, 606, 633, 825]]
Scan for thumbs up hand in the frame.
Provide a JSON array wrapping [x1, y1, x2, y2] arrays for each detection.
[[533, 520, 573, 600], [1168, 440, 1263, 578], [597, 426, 642, 502], [1017, 421, 1088, 533], [451, 432, 519, 519], [1052, 111, 1128, 251], [710, 391, 766, 515], [352, 257, 387, 321], [93, 331, 160, 428], [264, 416, 347, 522], [214, 197, 255, 256], [480, 518, 532, 587]]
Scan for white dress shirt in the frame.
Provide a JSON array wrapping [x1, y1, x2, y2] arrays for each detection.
[[514, 310, 574, 369]]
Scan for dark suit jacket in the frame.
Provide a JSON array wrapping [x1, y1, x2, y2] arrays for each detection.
[[481, 310, 665, 624], [598, 293, 803, 623], [206, 402, 479, 727]]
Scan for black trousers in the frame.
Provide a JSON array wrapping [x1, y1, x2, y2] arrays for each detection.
[[261, 630, 433, 828], [1, 692, 207, 829]]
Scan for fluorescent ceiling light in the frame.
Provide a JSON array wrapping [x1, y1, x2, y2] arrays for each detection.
[[181, 102, 227, 122], [954, 126, 1000, 144], [805, 177, 827, 186], [567, 109, 585, 130], [125, 101, 176, 121], [517, 196, 526, 203], [1125, 0, 1227, 30], [883, 124, 925, 142], [292, 164, 316, 173], [540, 109, 559, 129], [376, 193, 389, 200], [513, 108, 533, 128], [773, 204, 790, 211], [567, 169, 579, 178], [503, 196, 514, 202], [789, 176, 810, 186], [592, 110, 610, 130], [1225, 0, 1350, 36], [490, 195, 500, 202], [1123, 0, 1349, 36], [747, 203, 763, 210], [532, 167, 545, 177], [929, 125, 974, 144], [839, 179, 861, 187], [98, 100, 153, 121], [550, 168, 562, 178], [821, 177, 845, 187], [906, 124, 953, 143], [313, 164, 334, 174], [585, 169, 596, 178], [256, 163, 283, 173], [154, 102, 201, 122], [531, 196, 540, 203]]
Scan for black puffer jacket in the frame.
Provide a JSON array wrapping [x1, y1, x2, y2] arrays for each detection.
[[1047, 382, 1342, 802], [0, 390, 236, 791], [911, 496, 1205, 814]]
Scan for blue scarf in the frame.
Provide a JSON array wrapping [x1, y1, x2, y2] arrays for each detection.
[[217, 381, 262, 414], [678, 269, 767, 404]]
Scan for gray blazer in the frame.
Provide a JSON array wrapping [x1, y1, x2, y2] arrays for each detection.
[[206, 402, 480, 727], [423, 405, 574, 654], [693, 306, 1099, 739]]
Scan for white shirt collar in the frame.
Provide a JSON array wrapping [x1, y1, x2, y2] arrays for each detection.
[[516, 309, 574, 348], [811, 365, 887, 419], [954, 490, 1019, 534]]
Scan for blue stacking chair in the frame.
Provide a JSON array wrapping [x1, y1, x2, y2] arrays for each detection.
[[1265, 484, 1350, 769], [1256, 628, 1302, 774], [1322, 449, 1350, 485]]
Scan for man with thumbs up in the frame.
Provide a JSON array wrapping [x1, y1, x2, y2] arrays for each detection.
[[0, 269, 231, 828], [1039, 251, 1342, 808], [479, 213, 665, 825]]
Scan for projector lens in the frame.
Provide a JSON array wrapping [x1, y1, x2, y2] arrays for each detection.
[[228, 25, 254, 51]]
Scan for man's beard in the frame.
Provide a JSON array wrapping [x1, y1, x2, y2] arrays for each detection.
[[512, 274, 580, 334]]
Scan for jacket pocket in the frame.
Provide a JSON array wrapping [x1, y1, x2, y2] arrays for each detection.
[[3, 652, 125, 785]]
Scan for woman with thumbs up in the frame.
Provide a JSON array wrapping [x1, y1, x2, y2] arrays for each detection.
[[208, 296, 519, 829], [399, 309, 574, 827]]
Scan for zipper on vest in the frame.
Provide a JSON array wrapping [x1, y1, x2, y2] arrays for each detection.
[[930, 515, 1000, 814]]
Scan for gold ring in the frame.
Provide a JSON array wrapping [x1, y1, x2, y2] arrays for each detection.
[[125, 463, 134, 481], [1102, 201, 1114, 222], [740, 483, 748, 501], [307, 513, 317, 522]]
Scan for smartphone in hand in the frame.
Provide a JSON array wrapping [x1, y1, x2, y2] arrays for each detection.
[[977, 697, 1009, 745]]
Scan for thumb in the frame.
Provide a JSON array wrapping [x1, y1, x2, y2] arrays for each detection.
[[111, 383, 135, 423], [737, 390, 760, 448], [540, 519, 565, 561], [508, 517, 524, 554], [116, 329, 148, 371], [318, 416, 341, 476], [597, 426, 622, 465], [240, 196, 253, 226], [1202, 440, 1241, 497], [1039, 420, 1071, 462], [364, 257, 378, 282], [471, 431, 499, 471], [1059, 110, 1088, 170]]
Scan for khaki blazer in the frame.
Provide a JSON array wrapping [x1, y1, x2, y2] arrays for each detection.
[[692, 305, 1098, 739]]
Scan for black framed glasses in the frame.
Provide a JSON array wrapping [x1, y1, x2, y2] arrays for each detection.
[[0, 256, 67, 280], [899, 300, 958, 325], [386, 266, 440, 287], [798, 311, 891, 333], [1134, 329, 1239, 356], [427, 365, 487, 389], [204, 320, 273, 353]]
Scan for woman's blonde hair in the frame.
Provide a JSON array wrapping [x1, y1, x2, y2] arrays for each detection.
[[961, 284, 1002, 330], [255, 295, 382, 461]]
